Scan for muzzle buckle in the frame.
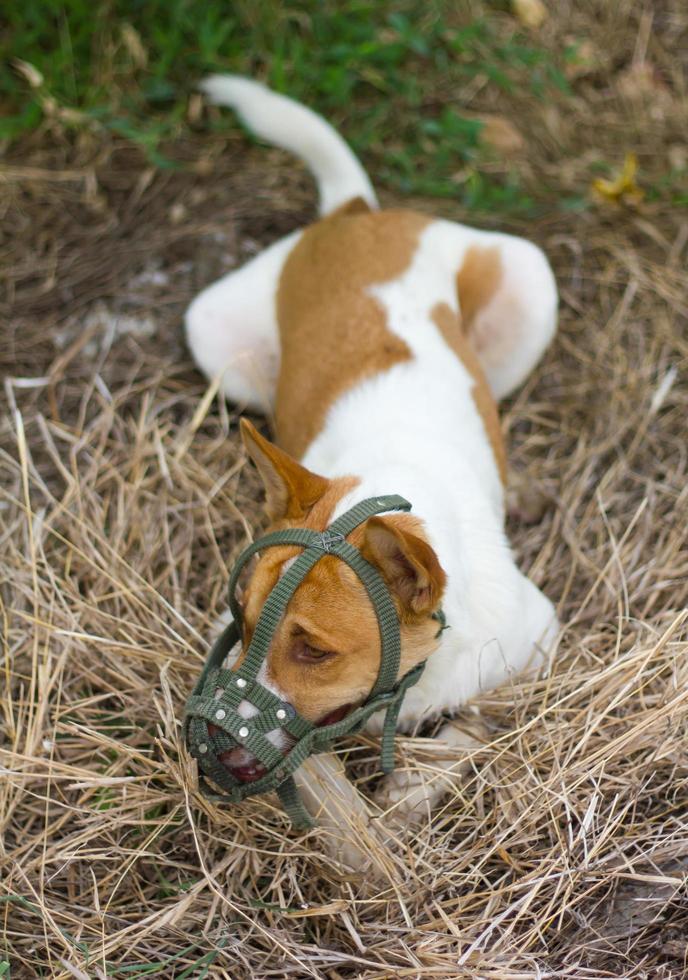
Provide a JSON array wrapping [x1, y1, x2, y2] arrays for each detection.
[[315, 530, 345, 553]]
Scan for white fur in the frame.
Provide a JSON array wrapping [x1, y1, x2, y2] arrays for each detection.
[[236, 662, 291, 753], [200, 75, 377, 215], [186, 77, 560, 840]]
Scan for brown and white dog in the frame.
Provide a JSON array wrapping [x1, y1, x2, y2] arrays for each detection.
[[185, 76, 559, 866]]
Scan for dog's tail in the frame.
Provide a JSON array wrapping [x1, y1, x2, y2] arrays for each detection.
[[200, 74, 378, 216]]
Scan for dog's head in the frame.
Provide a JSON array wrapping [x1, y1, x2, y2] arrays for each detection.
[[216, 419, 447, 782]]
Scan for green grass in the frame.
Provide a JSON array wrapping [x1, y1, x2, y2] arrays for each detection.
[[2, 2, 571, 212]]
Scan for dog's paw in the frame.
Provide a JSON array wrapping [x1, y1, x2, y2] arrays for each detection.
[[375, 722, 484, 830], [375, 767, 442, 829], [296, 753, 397, 885]]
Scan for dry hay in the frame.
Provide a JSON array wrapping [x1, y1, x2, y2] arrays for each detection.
[[2, 5, 688, 978]]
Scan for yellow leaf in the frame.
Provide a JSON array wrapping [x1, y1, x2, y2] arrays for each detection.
[[512, 0, 547, 29], [592, 153, 644, 205]]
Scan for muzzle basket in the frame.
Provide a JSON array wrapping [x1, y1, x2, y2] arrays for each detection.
[[184, 494, 434, 827]]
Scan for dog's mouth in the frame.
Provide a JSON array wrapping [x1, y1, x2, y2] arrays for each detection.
[[221, 753, 269, 783], [209, 703, 354, 784]]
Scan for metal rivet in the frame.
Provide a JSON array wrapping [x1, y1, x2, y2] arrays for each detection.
[[276, 709, 287, 721], [215, 708, 226, 721], [238, 726, 249, 738], [198, 743, 208, 754], [236, 677, 247, 689]]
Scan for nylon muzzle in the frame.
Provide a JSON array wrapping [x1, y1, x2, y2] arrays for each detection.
[[184, 494, 441, 828]]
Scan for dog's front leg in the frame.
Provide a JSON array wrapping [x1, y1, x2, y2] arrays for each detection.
[[375, 717, 486, 828], [295, 752, 395, 878]]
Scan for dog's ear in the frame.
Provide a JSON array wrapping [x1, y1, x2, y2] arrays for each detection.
[[240, 418, 329, 520], [361, 516, 446, 617]]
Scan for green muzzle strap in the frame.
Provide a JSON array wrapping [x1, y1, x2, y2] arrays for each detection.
[[184, 493, 441, 828]]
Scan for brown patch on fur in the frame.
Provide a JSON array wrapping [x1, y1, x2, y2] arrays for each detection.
[[432, 302, 507, 484], [238, 471, 360, 646], [250, 553, 384, 722], [275, 207, 430, 457], [456, 245, 503, 337]]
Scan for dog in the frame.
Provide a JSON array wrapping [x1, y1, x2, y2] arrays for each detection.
[[185, 75, 559, 868]]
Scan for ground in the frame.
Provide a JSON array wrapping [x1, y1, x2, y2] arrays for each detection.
[[1, 2, 688, 978]]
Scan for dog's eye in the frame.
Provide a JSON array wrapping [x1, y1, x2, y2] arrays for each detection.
[[304, 645, 332, 661], [292, 635, 335, 663]]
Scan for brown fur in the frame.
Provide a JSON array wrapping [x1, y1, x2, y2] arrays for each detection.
[[431, 302, 507, 484], [275, 206, 429, 458], [455, 244, 503, 339]]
